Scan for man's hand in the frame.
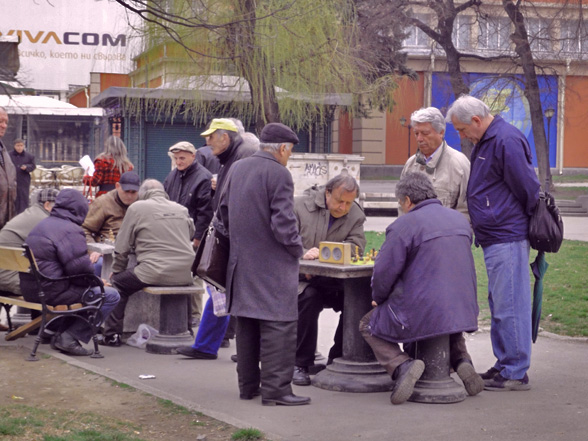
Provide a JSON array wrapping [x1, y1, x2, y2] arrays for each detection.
[[371, 300, 378, 307], [102, 278, 112, 287], [20, 165, 27, 171], [89, 251, 102, 263], [303, 247, 319, 260], [193, 238, 201, 249], [211, 174, 217, 191]]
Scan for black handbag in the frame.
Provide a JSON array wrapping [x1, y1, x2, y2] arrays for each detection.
[[529, 191, 564, 253], [193, 222, 230, 292]]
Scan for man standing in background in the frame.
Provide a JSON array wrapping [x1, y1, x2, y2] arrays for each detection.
[[9, 138, 36, 214], [0, 107, 17, 229]]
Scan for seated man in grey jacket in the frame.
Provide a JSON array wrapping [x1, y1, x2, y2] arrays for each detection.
[[293, 175, 366, 386], [100, 179, 195, 346], [0, 188, 59, 331]]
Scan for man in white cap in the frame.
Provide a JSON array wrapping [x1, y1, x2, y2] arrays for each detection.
[[164, 141, 213, 327]]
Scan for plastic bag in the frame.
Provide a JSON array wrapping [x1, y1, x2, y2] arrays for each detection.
[[126, 323, 159, 348]]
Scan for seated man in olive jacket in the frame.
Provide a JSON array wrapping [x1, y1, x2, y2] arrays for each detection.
[[293, 174, 366, 386], [360, 173, 483, 405]]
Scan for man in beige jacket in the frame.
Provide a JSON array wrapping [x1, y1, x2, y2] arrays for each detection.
[[401, 107, 470, 220], [293, 174, 366, 386], [100, 179, 195, 346]]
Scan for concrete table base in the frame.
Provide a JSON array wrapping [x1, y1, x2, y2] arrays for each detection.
[[408, 335, 467, 404], [312, 358, 393, 393]]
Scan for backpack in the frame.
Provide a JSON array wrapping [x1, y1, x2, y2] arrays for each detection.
[[529, 191, 564, 253]]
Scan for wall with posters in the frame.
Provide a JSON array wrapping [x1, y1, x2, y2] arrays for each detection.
[[0, 0, 139, 93]]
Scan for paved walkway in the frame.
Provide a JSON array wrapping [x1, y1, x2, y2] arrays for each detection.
[[1, 180, 586, 441], [3, 327, 588, 441]]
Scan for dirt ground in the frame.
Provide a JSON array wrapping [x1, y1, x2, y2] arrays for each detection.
[[0, 345, 261, 441]]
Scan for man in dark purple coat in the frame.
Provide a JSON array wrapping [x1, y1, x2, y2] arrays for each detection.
[[8, 138, 36, 214], [218, 123, 310, 406], [360, 173, 482, 405]]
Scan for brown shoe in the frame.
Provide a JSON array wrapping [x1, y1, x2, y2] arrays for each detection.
[[0, 323, 8, 332]]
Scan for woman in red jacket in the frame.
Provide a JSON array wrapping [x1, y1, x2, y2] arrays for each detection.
[[87, 136, 134, 198]]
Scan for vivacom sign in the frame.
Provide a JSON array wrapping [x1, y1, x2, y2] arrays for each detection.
[[0, 0, 139, 91]]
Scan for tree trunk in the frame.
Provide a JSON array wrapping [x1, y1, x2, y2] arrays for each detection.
[[503, 0, 552, 191], [237, 0, 281, 132]]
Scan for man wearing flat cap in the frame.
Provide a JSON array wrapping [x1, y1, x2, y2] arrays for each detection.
[[0, 188, 59, 306], [0, 188, 60, 331], [164, 141, 213, 249], [164, 141, 213, 327], [216, 122, 310, 406]]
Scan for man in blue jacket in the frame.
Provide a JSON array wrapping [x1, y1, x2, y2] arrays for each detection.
[[22, 189, 120, 356], [447, 95, 540, 391], [360, 173, 481, 405]]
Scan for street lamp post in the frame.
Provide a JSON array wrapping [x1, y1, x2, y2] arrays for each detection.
[[544, 107, 555, 191], [400, 116, 412, 159]]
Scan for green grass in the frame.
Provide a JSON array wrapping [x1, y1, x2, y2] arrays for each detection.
[[232, 428, 264, 440], [552, 174, 588, 183], [552, 186, 588, 200], [365, 232, 588, 337], [0, 405, 146, 441]]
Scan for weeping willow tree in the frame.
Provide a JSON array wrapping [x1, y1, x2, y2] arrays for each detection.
[[115, 0, 405, 130]]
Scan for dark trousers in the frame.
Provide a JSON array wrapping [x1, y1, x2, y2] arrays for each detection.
[[236, 316, 296, 400], [359, 309, 472, 376], [103, 268, 149, 336], [295, 277, 344, 367]]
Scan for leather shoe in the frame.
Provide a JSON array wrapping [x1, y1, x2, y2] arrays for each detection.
[[53, 331, 92, 356], [262, 394, 311, 406], [0, 323, 8, 332], [240, 389, 261, 400], [176, 346, 217, 359], [230, 354, 238, 363], [390, 359, 425, 405], [292, 366, 311, 386]]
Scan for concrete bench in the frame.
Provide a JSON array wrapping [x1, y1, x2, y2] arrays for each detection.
[[128, 285, 202, 355]]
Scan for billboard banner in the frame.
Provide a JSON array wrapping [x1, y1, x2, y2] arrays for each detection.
[[0, 0, 140, 91]]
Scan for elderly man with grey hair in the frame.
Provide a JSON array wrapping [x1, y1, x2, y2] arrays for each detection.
[[218, 122, 310, 406], [446, 95, 540, 391], [100, 179, 196, 346], [401, 107, 470, 219], [292, 174, 366, 386], [360, 172, 482, 405]]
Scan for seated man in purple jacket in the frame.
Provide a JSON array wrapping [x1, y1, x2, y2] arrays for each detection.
[[359, 173, 483, 405], [21, 189, 120, 356]]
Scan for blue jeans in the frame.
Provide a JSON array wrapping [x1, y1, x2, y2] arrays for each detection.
[[483, 240, 532, 380], [192, 294, 231, 355]]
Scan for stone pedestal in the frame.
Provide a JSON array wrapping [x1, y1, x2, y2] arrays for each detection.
[[408, 335, 467, 404]]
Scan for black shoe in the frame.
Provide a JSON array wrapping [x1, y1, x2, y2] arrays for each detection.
[[262, 394, 311, 406], [53, 331, 91, 356], [484, 373, 531, 391], [230, 354, 238, 363], [390, 359, 425, 405], [220, 339, 230, 348], [479, 366, 500, 380], [240, 389, 261, 400], [292, 366, 311, 386], [456, 361, 484, 396], [308, 363, 326, 375], [176, 346, 217, 359], [97, 333, 122, 347]]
